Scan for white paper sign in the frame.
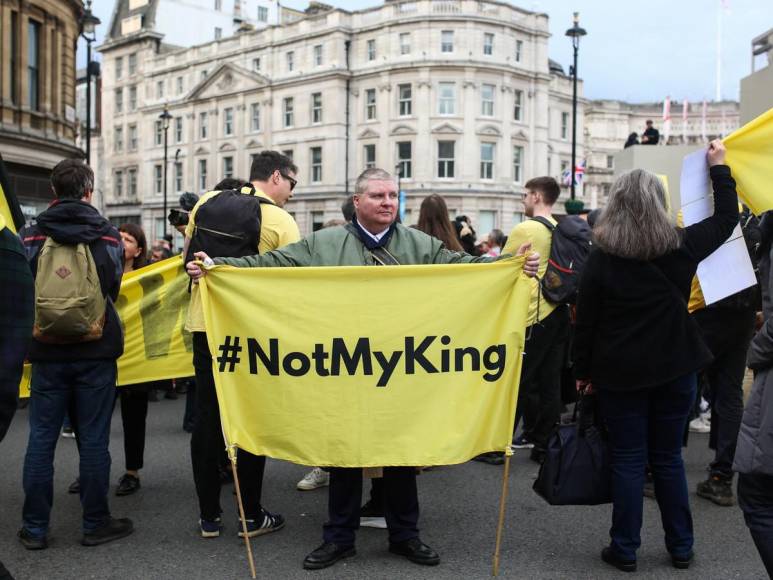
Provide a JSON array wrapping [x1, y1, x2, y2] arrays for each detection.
[[679, 152, 757, 305]]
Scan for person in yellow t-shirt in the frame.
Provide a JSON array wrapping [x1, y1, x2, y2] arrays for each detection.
[[183, 151, 300, 539], [501, 177, 569, 462]]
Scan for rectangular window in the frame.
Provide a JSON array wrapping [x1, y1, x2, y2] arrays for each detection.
[[483, 32, 494, 55], [155, 120, 163, 146], [198, 159, 208, 191], [398, 84, 412, 116], [513, 89, 523, 121], [154, 164, 163, 194], [156, 80, 164, 99], [311, 211, 325, 232], [257, 5, 268, 22], [561, 112, 569, 140], [128, 168, 137, 197], [313, 44, 323, 66], [115, 56, 123, 80], [281, 149, 293, 160], [367, 39, 376, 61], [310, 147, 322, 183], [399, 32, 411, 55], [311, 92, 322, 124], [114, 126, 124, 153], [115, 89, 124, 113], [438, 141, 455, 178], [250, 103, 260, 131], [397, 142, 412, 179], [199, 112, 208, 139], [441, 30, 454, 53], [10, 11, 18, 104], [224, 107, 233, 135], [480, 143, 494, 179], [252, 57, 261, 72], [129, 86, 137, 111], [283, 97, 294, 127], [176, 76, 184, 95], [438, 82, 455, 115], [515, 39, 523, 63], [478, 210, 496, 236], [365, 89, 376, 120], [214, 27, 222, 40], [128, 124, 138, 151], [513, 145, 523, 183], [128, 53, 137, 74], [174, 161, 183, 192], [115, 170, 124, 197], [223, 156, 234, 178], [286, 51, 294, 72], [607, 155, 614, 169], [364, 144, 376, 169], [27, 20, 40, 110], [174, 117, 183, 143], [481, 84, 495, 116]]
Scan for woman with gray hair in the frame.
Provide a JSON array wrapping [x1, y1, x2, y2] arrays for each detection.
[[573, 140, 738, 573]]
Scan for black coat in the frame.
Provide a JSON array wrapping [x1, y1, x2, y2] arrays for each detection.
[[573, 165, 738, 391], [20, 199, 124, 362]]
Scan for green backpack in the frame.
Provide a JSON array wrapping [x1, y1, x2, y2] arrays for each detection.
[[33, 238, 107, 343]]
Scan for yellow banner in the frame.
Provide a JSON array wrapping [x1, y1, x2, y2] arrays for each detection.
[[724, 107, 773, 215], [199, 259, 531, 467], [21, 256, 194, 397]]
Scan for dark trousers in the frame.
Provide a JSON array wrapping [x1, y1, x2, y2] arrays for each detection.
[[692, 307, 756, 477], [738, 472, 773, 577], [515, 305, 569, 447], [191, 332, 266, 521], [597, 374, 696, 561], [22, 360, 117, 536], [120, 388, 149, 471], [323, 467, 418, 547]]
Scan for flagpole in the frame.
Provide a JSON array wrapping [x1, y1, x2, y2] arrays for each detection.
[[492, 446, 513, 576], [231, 448, 257, 579]]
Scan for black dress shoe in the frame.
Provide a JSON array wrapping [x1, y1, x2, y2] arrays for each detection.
[[671, 551, 694, 569], [18, 529, 47, 551], [389, 538, 440, 566], [601, 547, 637, 572], [303, 542, 356, 570], [68, 478, 80, 494], [116, 474, 141, 496], [472, 452, 505, 465], [81, 517, 134, 547], [529, 446, 547, 464]]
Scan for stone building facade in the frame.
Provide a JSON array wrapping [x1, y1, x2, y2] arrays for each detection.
[[0, 0, 84, 222], [583, 99, 739, 209], [97, 0, 585, 241]]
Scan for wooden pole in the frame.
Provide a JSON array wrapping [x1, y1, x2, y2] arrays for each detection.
[[492, 448, 513, 577], [231, 453, 257, 579]]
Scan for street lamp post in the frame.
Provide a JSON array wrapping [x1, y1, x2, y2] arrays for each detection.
[[159, 107, 173, 238], [79, 0, 100, 165], [565, 12, 587, 212], [395, 163, 404, 222]]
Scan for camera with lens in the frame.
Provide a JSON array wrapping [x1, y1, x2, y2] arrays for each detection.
[[167, 192, 200, 228]]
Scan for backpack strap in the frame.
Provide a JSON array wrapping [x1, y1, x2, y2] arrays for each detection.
[[531, 216, 555, 231], [344, 223, 401, 266]]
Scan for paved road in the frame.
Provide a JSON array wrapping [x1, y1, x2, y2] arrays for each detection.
[[0, 397, 766, 580]]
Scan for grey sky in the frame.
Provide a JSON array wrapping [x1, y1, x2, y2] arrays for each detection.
[[84, 0, 773, 103]]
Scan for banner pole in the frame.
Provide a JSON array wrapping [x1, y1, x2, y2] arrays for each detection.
[[231, 451, 257, 579], [492, 447, 513, 577]]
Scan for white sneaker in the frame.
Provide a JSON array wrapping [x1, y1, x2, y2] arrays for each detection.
[[296, 467, 330, 491], [689, 416, 710, 434]]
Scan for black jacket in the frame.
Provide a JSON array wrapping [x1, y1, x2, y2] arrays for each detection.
[[573, 165, 738, 391], [20, 199, 124, 362]]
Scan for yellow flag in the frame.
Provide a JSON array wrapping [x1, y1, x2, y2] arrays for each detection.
[[199, 259, 531, 467], [724, 107, 773, 215], [20, 256, 194, 397]]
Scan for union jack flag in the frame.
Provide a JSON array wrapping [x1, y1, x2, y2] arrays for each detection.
[[562, 160, 585, 187]]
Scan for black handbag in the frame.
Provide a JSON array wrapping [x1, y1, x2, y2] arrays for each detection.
[[533, 393, 612, 506]]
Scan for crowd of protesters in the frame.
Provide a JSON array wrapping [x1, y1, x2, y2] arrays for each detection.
[[0, 141, 771, 578]]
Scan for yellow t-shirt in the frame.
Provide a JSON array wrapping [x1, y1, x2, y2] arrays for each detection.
[[502, 217, 558, 326], [184, 187, 301, 332]]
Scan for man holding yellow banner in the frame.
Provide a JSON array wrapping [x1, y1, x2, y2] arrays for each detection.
[[188, 168, 538, 571]]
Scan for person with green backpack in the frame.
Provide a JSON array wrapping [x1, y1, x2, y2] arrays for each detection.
[[18, 158, 133, 550]]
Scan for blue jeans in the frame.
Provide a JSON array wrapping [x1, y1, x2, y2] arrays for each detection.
[[22, 360, 117, 537], [597, 374, 696, 561]]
